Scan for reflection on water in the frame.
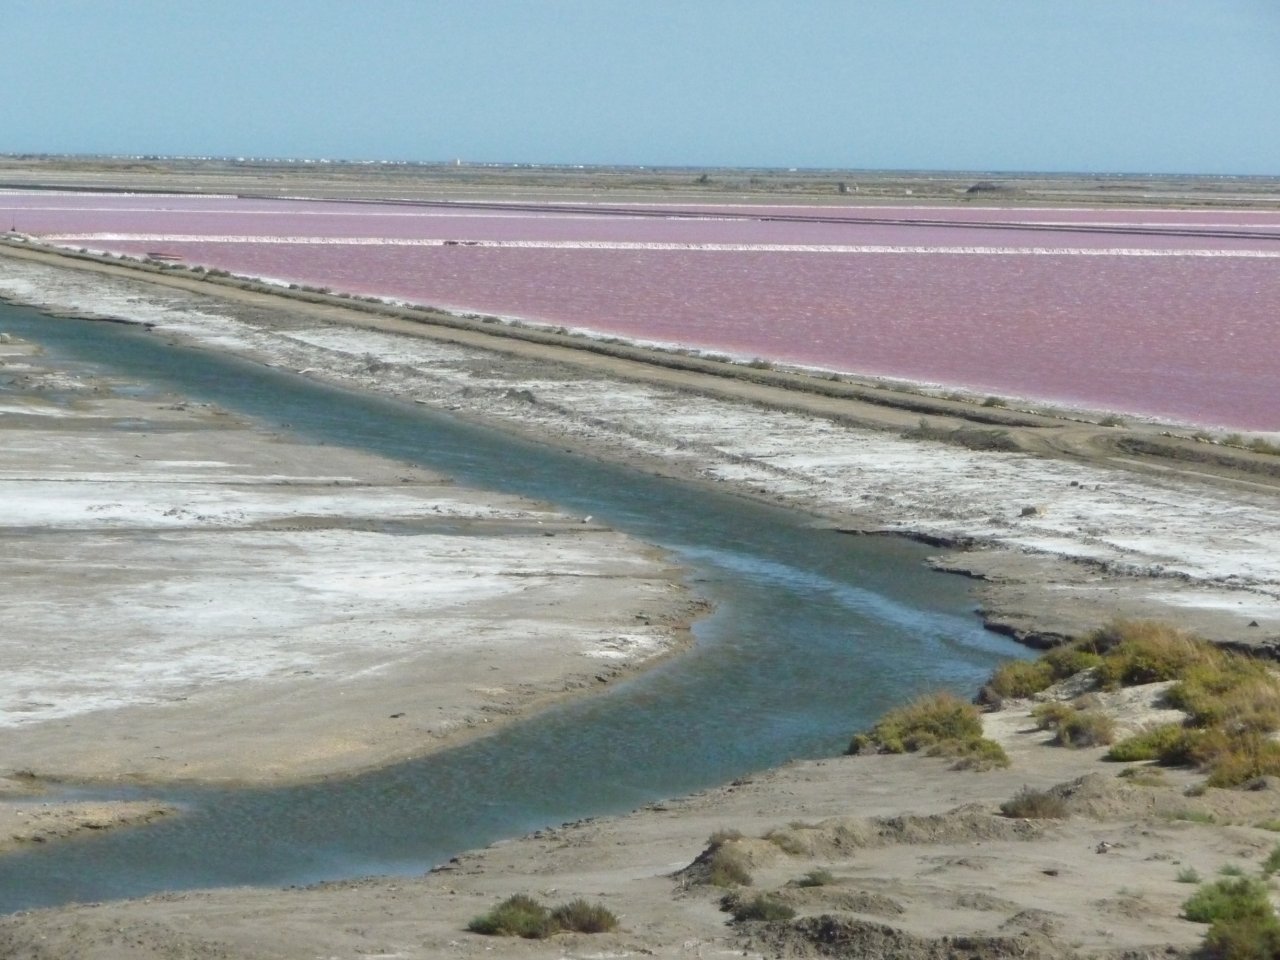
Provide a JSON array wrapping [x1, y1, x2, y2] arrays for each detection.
[[0, 303, 1027, 912]]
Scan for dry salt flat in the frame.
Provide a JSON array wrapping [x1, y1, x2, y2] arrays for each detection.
[[1, 253, 1278, 652], [0, 333, 693, 785]]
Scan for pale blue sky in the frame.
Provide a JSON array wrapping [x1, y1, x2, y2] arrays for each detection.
[[7, 1, 1278, 174]]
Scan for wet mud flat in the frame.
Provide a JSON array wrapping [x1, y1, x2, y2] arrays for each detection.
[[0, 333, 697, 791]]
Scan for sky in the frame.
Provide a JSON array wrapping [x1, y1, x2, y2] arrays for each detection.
[[6, 1, 1279, 175]]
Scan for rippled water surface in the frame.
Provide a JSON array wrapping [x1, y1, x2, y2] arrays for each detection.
[[0, 304, 1028, 912]]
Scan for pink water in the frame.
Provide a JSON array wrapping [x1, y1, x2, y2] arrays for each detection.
[[4, 191, 1279, 429]]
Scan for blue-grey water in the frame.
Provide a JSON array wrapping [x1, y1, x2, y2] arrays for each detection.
[[0, 302, 1027, 913]]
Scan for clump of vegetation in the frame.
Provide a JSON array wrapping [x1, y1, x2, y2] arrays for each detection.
[[1030, 701, 1075, 730], [1182, 877, 1280, 959], [1105, 722, 1193, 763], [1117, 765, 1167, 787], [847, 691, 1008, 768], [1086, 620, 1215, 689], [720, 892, 796, 922], [692, 830, 753, 888], [939, 735, 1011, 770], [763, 825, 808, 855], [1092, 625, 1280, 787], [981, 395, 1009, 408], [794, 868, 835, 888], [467, 894, 619, 938], [467, 894, 556, 938], [550, 898, 620, 934], [983, 620, 1280, 789], [1054, 709, 1116, 748], [981, 646, 1102, 702], [1176, 866, 1202, 884], [999, 785, 1068, 819]]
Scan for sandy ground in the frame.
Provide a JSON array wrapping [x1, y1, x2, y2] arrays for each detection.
[[0, 333, 697, 792], [4, 682, 1273, 959], [3, 241, 1280, 956]]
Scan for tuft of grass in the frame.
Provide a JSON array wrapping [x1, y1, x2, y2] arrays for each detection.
[[550, 898, 619, 934], [795, 869, 835, 888], [468, 894, 555, 939], [468, 894, 619, 938], [982, 395, 1009, 408], [1164, 655, 1280, 732], [1087, 620, 1214, 689], [1054, 710, 1116, 748], [935, 735, 1011, 770], [1000, 786, 1068, 819], [1031, 701, 1076, 731], [1256, 819, 1280, 833], [1219, 863, 1247, 877], [982, 647, 1103, 703], [848, 691, 983, 755], [720, 892, 796, 923], [1106, 722, 1195, 764], [1177, 867, 1203, 883], [986, 659, 1056, 699], [1193, 729, 1280, 788], [697, 832, 753, 888]]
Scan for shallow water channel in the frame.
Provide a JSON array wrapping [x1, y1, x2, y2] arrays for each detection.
[[0, 303, 1029, 913]]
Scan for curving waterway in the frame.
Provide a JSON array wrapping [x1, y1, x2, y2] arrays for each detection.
[[0, 302, 1028, 913]]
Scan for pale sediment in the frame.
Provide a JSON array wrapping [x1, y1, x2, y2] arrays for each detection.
[[3, 224, 1280, 959], [0, 332, 699, 788], [1, 244, 1277, 652]]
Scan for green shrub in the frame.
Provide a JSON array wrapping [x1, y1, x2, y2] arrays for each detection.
[[1089, 621, 1212, 689], [934, 736, 1011, 770], [1220, 863, 1246, 876], [1177, 867, 1202, 884], [1183, 877, 1274, 924], [1000, 786, 1068, 819], [721, 892, 796, 922], [1105, 723, 1194, 763], [1164, 657, 1280, 732], [1030, 701, 1075, 731], [468, 894, 555, 938], [468, 894, 619, 938], [1042, 646, 1104, 678], [1202, 913, 1280, 960], [1055, 710, 1116, 748], [986, 659, 1055, 699], [550, 898, 619, 934], [1197, 731, 1280, 788], [848, 691, 983, 755]]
